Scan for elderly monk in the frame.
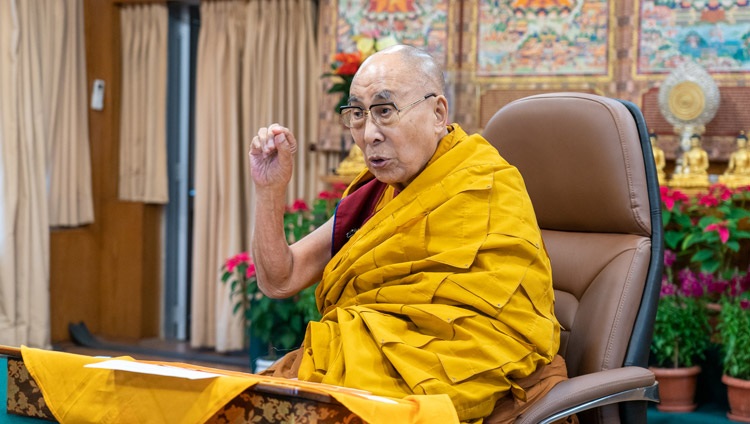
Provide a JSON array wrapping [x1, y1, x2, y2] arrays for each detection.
[[249, 45, 567, 423]]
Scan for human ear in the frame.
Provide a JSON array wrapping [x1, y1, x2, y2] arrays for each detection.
[[433, 95, 449, 129]]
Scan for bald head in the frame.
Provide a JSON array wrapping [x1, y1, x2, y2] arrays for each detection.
[[344, 44, 450, 189], [355, 45, 445, 95]]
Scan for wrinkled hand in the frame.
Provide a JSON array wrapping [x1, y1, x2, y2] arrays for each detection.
[[249, 124, 298, 190]]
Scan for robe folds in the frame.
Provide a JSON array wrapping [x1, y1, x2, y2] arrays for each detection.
[[297, 124, 561, 422]]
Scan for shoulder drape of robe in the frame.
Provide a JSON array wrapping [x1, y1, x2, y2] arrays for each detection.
[[297, 125, 561, 422]]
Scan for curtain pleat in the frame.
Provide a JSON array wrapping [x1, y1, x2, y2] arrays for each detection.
[[47, 0, 93, 226], [0, 0, 89, 347], [191, 0, 320, 352], [0, 0, 55, 348], [191, 0, 247, 351], [118, 4, 168, 203]]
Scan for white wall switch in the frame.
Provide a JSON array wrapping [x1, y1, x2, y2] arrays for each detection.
[[91, 79, 105, 111]]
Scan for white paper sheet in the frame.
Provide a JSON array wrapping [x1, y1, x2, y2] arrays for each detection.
[[84, 359, 222, 380]]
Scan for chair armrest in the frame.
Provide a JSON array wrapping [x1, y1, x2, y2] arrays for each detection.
[[516, 366, 659, 424]]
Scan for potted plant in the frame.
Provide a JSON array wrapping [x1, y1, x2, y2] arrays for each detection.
[[649, 250, 712, 412], [221, 186, 344, 371], [662, 185, 750, 279], [220, 252, 317, 371], [717, 274, 750, 422], [662, 185, 750, 336]]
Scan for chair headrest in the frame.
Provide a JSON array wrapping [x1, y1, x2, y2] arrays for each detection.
[[483, 92, 651, 236]]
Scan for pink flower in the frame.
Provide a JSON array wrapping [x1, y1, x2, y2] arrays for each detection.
[[740, 299, 750, 310], [678, 269, 705, 298], [318, 190, 338, 200], [673, 190, 690, 203], [704, 221, 730, 244], [224, 252, 252, 273], [660, 187, 690, 211], [660, 186, 675, 211], [660, 282, 677, 297], [698, 193, 719, 208], [245, 263, 256, 279], [289, 199, 309, 212], [710, 183, 733, 201], [664, 249, 677, 267]]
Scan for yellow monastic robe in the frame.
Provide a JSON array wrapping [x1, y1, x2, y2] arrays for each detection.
[[297, 125, 561, 422]]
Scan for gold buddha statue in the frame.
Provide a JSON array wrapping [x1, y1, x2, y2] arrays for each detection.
[[670, 133, 710, 189], [650, 132, 667, 186], [719, 130, 750, 188], [336, 144, 367, 177]]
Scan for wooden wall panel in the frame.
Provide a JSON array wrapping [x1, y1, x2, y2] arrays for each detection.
[[49, 228, 100, 343], [49, 0, 161, 342]]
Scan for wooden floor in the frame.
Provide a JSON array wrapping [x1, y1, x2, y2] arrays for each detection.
[[54, 338, 254, 373]]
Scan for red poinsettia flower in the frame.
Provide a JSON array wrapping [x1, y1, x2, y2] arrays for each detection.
[[660, 186, 690, 211], [331, 182, 348, 195], [710, 183, 733, 201], [289, 199, 310, 212], [705, 221, 730, 244], [317, 190, 339, 200], [245, 262, 256, 279], [698, 193, 720, 208], [225, 251, 251, 273]]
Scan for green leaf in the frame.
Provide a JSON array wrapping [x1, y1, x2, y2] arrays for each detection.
[[665, 231, 684, 250], [682, 233, 699, 249], [691, 249, 715, 263], [327, 82, 349, 93], [700, 258, 720, 274], [726, 240, 741, 252], [662, 209, 672, 225]]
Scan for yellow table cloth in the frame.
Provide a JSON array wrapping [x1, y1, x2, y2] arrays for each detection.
[[21, 346, 458, 424]]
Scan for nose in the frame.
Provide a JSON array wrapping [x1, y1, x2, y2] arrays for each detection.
[[361, 113, 383, 145]]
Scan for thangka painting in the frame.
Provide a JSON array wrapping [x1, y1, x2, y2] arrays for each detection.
[[476, 0, 611, 77], [334, 0, 450, 66], [638, 0, 750, 74]]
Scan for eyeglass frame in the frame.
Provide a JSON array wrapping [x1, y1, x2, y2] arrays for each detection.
[[339, 93, 437, 129]]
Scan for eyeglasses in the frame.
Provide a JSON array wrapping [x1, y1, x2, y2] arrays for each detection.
[[339, 93, 437, 129]]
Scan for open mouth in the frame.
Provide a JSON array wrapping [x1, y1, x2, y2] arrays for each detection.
[[368, 156, 389, 168]]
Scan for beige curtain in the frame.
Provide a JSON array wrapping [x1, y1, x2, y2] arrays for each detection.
[[46, 0, 94, 226], [0, 0, 88, 348], [191, 0, 320, 352], [119, 4, 169, 203], [191, 0, 247, 352]]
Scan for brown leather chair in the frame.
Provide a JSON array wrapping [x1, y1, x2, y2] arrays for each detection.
[[483, 92, 663, 424]]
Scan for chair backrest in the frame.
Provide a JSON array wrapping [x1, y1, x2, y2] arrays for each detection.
[[483, 92, 663, 423]]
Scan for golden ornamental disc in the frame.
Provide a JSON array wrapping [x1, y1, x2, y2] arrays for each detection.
[[657, 61, 720, 129], [668, 81, 705, 121]]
